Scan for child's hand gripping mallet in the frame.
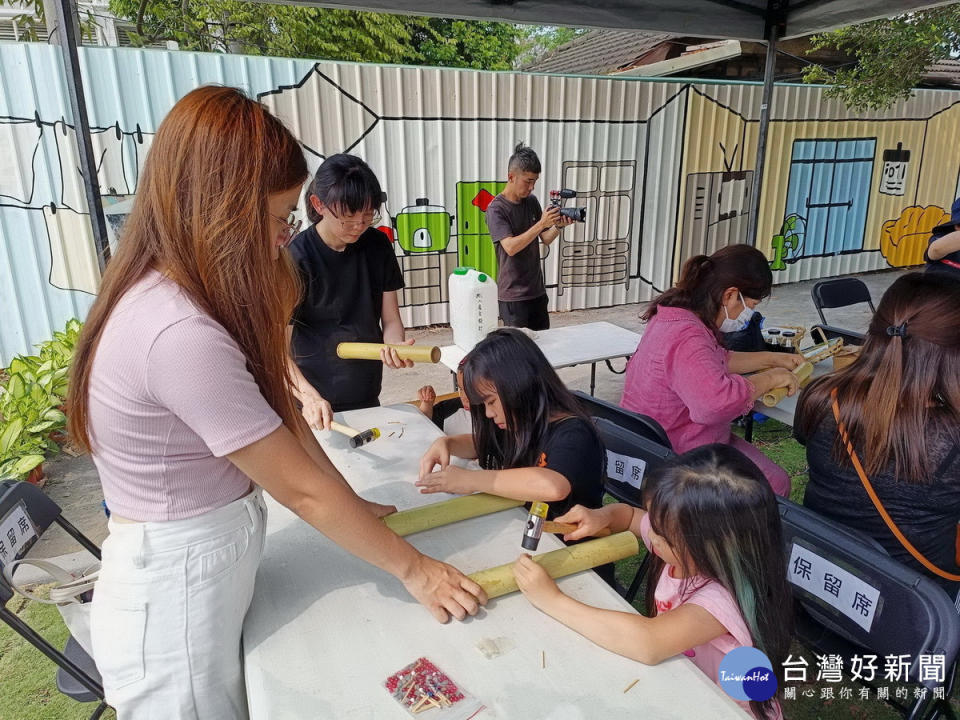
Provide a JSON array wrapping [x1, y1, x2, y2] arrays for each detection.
[[523, 502, 616, 549], [329, 421, 381, 449]]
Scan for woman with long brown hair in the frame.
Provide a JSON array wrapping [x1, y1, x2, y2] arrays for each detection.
[[796, 272, 960, 593], [620, 245, 803, 496], [67, 86, 485, 719]]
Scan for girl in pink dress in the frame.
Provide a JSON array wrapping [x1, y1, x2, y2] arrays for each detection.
[[514, 444, 791, 720], [621, 244, 801, 496]]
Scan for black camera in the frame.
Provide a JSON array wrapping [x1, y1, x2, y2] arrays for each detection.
[[549, 189, 587, 222]]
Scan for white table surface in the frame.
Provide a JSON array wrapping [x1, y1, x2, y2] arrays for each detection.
[[243, 404, 747, 720], [752, 361, 832, 426], [440, 321, 641, 372]]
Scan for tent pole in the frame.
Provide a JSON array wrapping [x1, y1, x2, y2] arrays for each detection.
[[746, 9, 781, 247], [53, 0, 110, 273]]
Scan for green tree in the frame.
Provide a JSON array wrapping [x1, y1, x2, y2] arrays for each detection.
[[410, 18, 524, 70], [106, 0, 419, 60], [803, 6, 960, 111]]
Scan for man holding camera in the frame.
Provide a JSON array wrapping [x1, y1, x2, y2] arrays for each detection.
[[485, 142, 574, 330]]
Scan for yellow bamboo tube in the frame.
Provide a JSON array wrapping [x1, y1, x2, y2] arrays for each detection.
[[336, 342, 441, 363], [468, 531, 640, 599], [761, 361, 814, 407], [383, 494, 524, 537]]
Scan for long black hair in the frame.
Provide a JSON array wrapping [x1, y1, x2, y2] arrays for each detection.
[[642, 444, 792, 720], [304, 153, 384, 224], [461, 328, 597, 469]]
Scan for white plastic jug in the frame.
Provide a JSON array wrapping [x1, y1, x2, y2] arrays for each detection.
[[449, 267, 498, 352]]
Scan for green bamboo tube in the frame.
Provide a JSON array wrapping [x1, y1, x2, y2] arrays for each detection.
[[336, 342, 441, 363], [383, 493, 524, 537], [469, 531, 640, 599], [761, 361, 814, 407]]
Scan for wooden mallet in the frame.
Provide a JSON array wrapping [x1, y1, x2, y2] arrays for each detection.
[[329, 421, 381, 449]]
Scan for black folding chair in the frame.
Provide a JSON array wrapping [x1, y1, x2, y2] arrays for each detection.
[[574, 391, 671, 449], [0, 479, 109, 719], [811, 277, 875, 335], [575, 399, 674, 604], [778, 497, 959, 720]]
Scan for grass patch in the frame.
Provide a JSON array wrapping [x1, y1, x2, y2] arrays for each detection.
[[0, 593, 114, 720]]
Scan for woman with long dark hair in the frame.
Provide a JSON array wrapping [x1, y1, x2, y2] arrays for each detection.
[[416, 329, 604, 518], [620, 244, 803, 495], [286, 153, 414, 430], [67, 87, 485, 719], [514, 444, 791, 720], [796, 272, 960, 592]]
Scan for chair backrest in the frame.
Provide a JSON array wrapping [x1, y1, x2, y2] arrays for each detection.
[[0, 480, 63, 606], [593, 417, 675, 506], [811, 278, 876, 324], [777, 497, 960, 699], [574, 391, 672, 448]]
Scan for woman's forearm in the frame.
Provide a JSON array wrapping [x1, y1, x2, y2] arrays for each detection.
[[727, 350, 779, 374]]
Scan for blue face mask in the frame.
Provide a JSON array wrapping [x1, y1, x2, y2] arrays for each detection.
[[719, 292, 755, 333]]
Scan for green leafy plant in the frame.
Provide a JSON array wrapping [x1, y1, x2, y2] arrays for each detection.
[[0, 319, 81, 481]]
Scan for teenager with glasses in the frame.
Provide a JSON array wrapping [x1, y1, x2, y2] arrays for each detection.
[[286, 154, 415, 430]]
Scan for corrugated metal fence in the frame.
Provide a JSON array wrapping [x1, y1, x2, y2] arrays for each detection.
[[2, 42, 959, 364]]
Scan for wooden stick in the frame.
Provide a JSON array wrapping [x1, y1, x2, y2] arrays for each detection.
[[623, 678, 640, 694], [468, 531, 641, 599], [542, 521, 611, 537], [337, 342, 441, 363], [383, 494, 524, 537], [761, 361, 814, 407], [406, 390, 462, 406], [540, 650, 545, 669]]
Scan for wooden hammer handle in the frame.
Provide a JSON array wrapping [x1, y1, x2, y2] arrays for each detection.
[[543, 521, 612, 537], [329, 421, 361, 438]]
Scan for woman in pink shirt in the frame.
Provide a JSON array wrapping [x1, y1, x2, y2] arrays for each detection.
[[620, 244, 801, 496], [66, 87, 485, 719], [514, 444, 791, 720]]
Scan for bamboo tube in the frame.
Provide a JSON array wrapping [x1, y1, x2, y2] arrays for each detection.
[[383, 493, 524, 537], [336, 342, 441, 363], [468, 531, 640, 599], [761, 361, 814, 407]]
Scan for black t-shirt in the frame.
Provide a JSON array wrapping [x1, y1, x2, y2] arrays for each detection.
[[529, 417, 606, 518], [486, 194, 546, 302], [289, 226, 404, 411], [924, 229, 960, 280], [797, 414, 960, 592]]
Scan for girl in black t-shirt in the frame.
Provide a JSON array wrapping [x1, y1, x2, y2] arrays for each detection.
[[286, 154, 414, 425], [416, 328, 605, 518]]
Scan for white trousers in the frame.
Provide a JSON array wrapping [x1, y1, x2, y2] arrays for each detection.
[[91, 489, 267, 720]]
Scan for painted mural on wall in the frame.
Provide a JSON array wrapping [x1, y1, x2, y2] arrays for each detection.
[[3, 43, 960, 363]]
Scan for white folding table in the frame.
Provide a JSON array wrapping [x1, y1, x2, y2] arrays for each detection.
[[440, 321, 641, 395], [243, 404, 748, 719]]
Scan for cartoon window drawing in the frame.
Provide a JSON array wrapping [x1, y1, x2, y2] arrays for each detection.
[[784, 138, 875, 257]]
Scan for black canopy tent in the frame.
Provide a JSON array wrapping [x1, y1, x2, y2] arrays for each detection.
[[53, 0, 957, 266]]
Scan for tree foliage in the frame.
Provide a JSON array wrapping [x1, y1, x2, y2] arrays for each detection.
[[803, 6, 960, 111]]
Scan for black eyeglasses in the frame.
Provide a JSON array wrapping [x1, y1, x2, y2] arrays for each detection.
[[327, 208, 382, 230]]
